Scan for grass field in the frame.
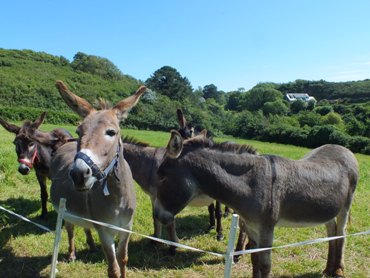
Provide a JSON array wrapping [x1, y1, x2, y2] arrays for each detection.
[[0, 124, 369, 277]]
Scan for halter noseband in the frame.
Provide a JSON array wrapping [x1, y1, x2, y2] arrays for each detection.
[[18, 146, 38, 169], [74, 143, 121, 196]]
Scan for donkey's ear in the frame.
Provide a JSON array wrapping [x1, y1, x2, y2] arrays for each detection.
[[176, 108, 186, 128], [0, 118, 21, 134], [166, 130, 183, 159], [31, 112, 47, 129], [113, 85, 147, 120], [199, 129, 207, 137], [55, 80, 95, 118]]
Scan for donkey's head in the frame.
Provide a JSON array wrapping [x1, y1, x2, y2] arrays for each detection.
[[176, 109, 194, 139], [55, 81, 146, 191], [154, 129, 208, 225], [0, 112, 47, 175]]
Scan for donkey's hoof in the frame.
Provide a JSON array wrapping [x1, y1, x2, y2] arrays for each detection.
[[233, 255, 241, 263], [167, 246, 177, 256], [39, 213, 48, 220], [68, 254, 76, 262], [207, 225, 215, 232], [223, 212, 229, 218], [217, 234, 224, 241]]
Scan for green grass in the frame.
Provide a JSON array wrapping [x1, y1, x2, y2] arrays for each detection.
[[0, 124, 369, 277]]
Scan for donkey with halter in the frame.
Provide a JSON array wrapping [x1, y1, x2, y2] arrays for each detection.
[[50, 81, 146, 278], [0, 113, 73, 219], [155, 131, 358, 278]]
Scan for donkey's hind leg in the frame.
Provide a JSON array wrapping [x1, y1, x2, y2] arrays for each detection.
[[324, 204, 352, 277], [84, 228, 97, 251], [324, 219, 337, 276]]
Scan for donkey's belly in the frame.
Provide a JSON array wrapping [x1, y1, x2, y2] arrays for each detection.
[[277, 202, 341, 228], [189, 194, 214, 207]]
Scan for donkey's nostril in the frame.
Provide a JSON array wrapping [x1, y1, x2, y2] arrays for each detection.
[[86, 168, 91, 175]]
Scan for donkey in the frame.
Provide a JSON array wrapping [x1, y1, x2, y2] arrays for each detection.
[[120, 110, 224, 255], [50, 80, 146, 278], [0, 112, 73, 219], [154, 130, 358, 278]]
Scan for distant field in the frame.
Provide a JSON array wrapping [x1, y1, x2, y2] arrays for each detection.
[[0, 124, 369, 277]]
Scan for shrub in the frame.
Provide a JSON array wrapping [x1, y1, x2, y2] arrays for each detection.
[[306, 125, 349, 148], [347, 136, 370, 154]]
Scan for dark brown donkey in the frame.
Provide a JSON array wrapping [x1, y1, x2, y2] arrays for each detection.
[[155, 131, 358, 278], [121, 110, 224, 255], [50, 81, 145, 278], [0, 113, 73, 218]]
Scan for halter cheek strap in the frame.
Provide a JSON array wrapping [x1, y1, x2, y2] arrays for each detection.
[[18, 147, 38, 169], [74, 144, 121, 196]]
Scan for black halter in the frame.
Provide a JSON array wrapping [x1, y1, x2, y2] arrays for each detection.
[[74, 143, 121, 195]]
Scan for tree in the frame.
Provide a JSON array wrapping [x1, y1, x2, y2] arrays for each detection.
[[290, 100, 307, 114], [240, 84, 283, 111], [71, 52, 123, 80], [262, 100, 289, 116], [145, 66, 193, 101], [202, 84, 225, 104], [225, 91, 243, 111]]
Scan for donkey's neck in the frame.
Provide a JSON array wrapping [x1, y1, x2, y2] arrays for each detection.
[[123, 143, 165, 194], [33, 143, 54, 178]]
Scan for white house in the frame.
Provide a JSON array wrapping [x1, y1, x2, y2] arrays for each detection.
[[285, 93, 317, 103]]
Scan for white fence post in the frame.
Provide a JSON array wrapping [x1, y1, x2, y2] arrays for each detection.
[[50, 198, 66, 278], [224, 214, 239, 278]]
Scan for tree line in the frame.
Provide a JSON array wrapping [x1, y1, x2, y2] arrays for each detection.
[[0, 48, 369, 154]]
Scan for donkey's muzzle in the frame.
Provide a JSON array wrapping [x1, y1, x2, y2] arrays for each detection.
[[69, 164, 94, 191], [18, 164, 31, 175]]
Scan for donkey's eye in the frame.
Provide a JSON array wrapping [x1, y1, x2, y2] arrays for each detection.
[[106, 129, 117, 137], [28, 142, 35, 147]]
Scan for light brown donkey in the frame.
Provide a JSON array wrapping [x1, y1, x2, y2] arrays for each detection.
[[51, 81, 146, 278]]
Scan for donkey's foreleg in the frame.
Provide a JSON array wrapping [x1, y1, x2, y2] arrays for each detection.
[[207, 202, 216, 231], [223, 205, 231, 218], [249, 228, 274, 278], [215, 201, 224, 240], [166, 220, 179, 256], [116, 230, 131, 278], [36, 173, 48, 219], [98, 228, 120, 278], [65, 221, 76, 261], [151, 199, 162, 241]]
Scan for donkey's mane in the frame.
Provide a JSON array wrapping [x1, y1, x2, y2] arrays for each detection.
[[185, 136, 258, 155], [122, 136, 150, 147]]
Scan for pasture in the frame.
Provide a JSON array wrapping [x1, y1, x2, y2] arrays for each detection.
[[0, 124, 369, 277]]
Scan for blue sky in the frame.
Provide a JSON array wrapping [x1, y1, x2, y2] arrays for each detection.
[[2, 1, 370, 92]]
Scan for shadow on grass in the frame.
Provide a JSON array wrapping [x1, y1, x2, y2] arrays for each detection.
[[0, 248, 51, 278], [0, 197, 224, 274], [0, 198, 57, 246]]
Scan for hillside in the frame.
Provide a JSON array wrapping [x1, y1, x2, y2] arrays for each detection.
[[0, 48, 369, 154], [0, 48, 142, 111]]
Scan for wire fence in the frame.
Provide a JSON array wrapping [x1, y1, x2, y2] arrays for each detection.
[[1, 200, 369, 278]]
